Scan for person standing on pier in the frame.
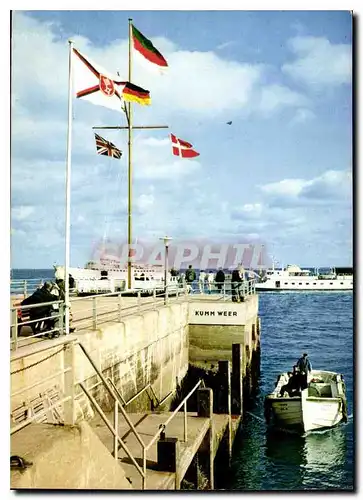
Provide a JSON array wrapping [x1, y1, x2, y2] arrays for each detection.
[[215, 268, 225, 293], [296, 353, 312, 390], [199, 270, 206, 293], [185, 265, 196, 293], [231, 268, 243, 302]]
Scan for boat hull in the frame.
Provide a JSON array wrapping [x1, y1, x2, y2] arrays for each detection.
[[266, 370, 347, 434]]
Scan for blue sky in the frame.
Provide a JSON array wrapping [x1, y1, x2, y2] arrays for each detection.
[[10, 10, 352, 268]]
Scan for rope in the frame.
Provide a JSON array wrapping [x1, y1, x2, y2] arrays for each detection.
[[11, 347, 65, 375]]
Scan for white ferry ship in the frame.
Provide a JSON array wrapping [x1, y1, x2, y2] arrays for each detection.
[[54, 257, 175, 294], [255, 265, 353, 291]]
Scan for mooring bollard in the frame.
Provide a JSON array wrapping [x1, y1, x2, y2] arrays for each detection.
[[157, 427, 179, 487], [197, 387, 213, 418]]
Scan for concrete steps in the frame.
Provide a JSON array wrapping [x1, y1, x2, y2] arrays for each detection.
[[90, 410, 232, 490]]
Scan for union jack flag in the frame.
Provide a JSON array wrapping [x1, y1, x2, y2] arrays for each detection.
[[94, 133, 122, 159]]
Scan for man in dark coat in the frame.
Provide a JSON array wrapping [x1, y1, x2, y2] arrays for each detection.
[[231, 269, 243, 302], [215, 268, 225, 293], [185, 264, 197, 286], [296, 353, 312, 390]]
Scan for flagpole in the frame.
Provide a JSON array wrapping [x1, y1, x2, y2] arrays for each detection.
[[64, 39, 74, 334], [127, 18, 133, 291]]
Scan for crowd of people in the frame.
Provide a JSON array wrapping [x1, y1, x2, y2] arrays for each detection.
[[180, 265, 254, 299]]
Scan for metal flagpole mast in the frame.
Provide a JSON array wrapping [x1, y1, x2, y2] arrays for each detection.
[[64, 39, 74, 334], [127, 18, 133, 291], [93, 20, 169, 288]]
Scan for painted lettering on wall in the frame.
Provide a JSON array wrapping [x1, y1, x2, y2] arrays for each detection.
[[194, 310, 238, 317]]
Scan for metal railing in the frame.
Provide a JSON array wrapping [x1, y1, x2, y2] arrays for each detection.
[[70, 284, 188, 331], [72, 345, 204, 489], [141, 379, 203, 488], [10, 278, 47, 297], [10, 300, 64, 350], [10, 337, 76, 435], [10, 335, 205, 489], [185, 279, 256, 298], [10, 280, 256, 350]]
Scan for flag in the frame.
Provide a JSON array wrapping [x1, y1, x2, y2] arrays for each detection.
[[170, 134, 200, 158], [122, 82, 151, 105], [131, 24, 168, 68], [72, 48, 125, 112], [95, 133, 122, 159]]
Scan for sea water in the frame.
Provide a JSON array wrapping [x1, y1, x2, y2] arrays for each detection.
[[11, 271, 354, 490], [230, 291, 354, 491]]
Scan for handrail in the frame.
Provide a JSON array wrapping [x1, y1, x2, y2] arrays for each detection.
[[157, 389, 175, 407], [11, 300, 63, 310], [77, 342, 145, 449], [124, 383, 156, 408], [79, 382, 145, 480], [145, 379, 202, 452], [106, 377, 127, 406]]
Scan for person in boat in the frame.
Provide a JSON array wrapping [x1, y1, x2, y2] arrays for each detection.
[[296, 353, 312, 390], [279, 365, 301, 397], [215, 268, 225, 293]]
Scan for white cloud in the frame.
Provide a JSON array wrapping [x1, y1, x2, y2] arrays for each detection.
[[231, 203, 263, 219], [290, 108, 316, 125], [135, 193, 155, 213], [282, 36, 352, 89], [12, 206, 35, 221], [258, 84, 309, 114], [260, 169, 352, 205], [260, 178, 306, 197], [10, 12, 351, 268]]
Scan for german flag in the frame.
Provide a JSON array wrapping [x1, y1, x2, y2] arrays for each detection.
[[122, 82, 151, 106]]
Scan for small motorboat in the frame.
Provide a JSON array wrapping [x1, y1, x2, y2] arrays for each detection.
[[264, 370, 348, 433]]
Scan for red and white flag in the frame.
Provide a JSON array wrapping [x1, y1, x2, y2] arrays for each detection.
[[170, 133, 200, 158], [72, 47, 125, 112]]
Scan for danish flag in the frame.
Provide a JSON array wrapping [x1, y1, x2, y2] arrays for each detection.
[[170, 134, 200, 158]]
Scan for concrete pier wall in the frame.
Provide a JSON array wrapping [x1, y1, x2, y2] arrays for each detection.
[[11, 301, 189, 421], [188, 295, 259, 375]]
